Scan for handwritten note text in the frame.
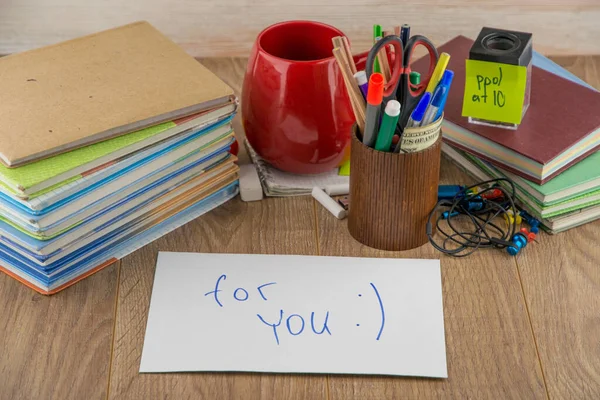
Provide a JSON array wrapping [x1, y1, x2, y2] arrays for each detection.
[[140, 252, 447, 377], [462, 59, 528, 124]]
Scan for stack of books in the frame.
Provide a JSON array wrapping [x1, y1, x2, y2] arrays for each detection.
[[0, 22, 240, 294], [417, 36, 600, 233]]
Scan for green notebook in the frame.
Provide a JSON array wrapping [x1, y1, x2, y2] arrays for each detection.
[[0, 131, 234, 240], [442, 143, 600, 233], [463, 151, 600, 217], [466, 151, 600, 206], [0, 121, 176, 196]]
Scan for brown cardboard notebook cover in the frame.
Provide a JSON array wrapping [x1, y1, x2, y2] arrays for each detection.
[[0, 21, 234, 168], [412, 36, 600, 183]]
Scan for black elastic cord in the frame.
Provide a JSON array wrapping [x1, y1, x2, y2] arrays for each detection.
[[427, 178, 519, 257]]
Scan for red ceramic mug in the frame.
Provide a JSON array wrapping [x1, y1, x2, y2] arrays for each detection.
[[242, 20, 367, 174]]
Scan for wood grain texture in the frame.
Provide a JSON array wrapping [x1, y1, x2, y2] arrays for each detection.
[[1, 2, 600, 57], [106, 57, 326, 400], [2, 56, 600, 400], [348, 128, 441, 251], [514, 55, 600, 400], [319, 157, 547, 399], [108, 197, 326, 400], [516, 222, 600, 400], [0, 263, 118, 400]]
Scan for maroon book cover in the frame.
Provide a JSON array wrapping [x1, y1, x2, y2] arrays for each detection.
[[412, 36, 600, 184]]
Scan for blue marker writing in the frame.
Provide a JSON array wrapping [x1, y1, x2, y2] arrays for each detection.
[[257, 282, 277, 301], [257, 309, 285, 345], [370, 283, 385, 341], [204, 274, 227, 307], [310, 311, 332, 335], [286, 314, 305, 336], [233, 287, 249, 301]]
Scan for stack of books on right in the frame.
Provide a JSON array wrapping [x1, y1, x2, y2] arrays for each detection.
[[428, 36, 600, 234]]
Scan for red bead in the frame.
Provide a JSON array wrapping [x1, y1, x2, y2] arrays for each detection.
[[481, 188, 503, 199]]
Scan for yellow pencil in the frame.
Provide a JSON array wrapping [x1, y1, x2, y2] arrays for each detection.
[[426, 52, 450, 94]]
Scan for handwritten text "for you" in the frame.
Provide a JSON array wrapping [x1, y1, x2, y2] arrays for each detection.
[[203, 274, 332, 345], [203, 274, 386, 346]]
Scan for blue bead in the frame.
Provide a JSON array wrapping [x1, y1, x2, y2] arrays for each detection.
[[507, 233, 527, 255], [438, 185, 465, 200], [442, 211, 460, 219], [530, 226, 539, 234], [467, 201, 484, 211]]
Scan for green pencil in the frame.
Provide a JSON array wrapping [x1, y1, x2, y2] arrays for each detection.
[[373, 24, 382, 74]]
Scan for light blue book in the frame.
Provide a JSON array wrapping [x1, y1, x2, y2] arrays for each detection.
[[532, 51, 596, 91], [0, 182, 239, 294]]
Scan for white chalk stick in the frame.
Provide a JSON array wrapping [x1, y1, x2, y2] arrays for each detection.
[[312, 187, 347, 220], [239, 164, 264, 202], [324, 183, 350, 196]]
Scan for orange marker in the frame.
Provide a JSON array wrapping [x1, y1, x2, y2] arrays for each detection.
[[363, 73, 385, 147]]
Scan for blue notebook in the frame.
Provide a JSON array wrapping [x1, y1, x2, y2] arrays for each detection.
[[1, 151, 234, 263], [0, 182, 239, 294], [0, 173, 237, 274], [1, 139, 233, 236], [0, 143, 234, 249], [532, 51, 595, 90]]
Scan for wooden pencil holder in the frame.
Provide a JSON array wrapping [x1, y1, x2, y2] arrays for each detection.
[[348, 121, 442, 251]]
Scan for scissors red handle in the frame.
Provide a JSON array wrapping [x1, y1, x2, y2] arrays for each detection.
[[365, 35, 404, 102], [402, 35, 439, 98], [394, 35, 439, 131]]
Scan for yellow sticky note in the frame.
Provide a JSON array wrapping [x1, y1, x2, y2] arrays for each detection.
[[339, 160, 350, 176], [461, 60, 528, 124]]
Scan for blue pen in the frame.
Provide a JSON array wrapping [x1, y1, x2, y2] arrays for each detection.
[[421, 84, 447, 126], [406, 92, 431, 128], [433, 70, 454, 121]]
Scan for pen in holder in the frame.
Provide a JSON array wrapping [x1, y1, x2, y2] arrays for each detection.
[[348, 119, 442, 251]]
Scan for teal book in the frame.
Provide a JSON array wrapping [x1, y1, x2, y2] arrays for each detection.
[[467, 152, 600, 205], [465, 153, 600, 217]]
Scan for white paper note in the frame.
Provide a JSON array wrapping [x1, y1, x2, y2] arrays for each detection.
[[140, 252, 447, 378]]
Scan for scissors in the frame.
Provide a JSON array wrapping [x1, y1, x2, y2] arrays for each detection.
[[365, 34, 439, 130]]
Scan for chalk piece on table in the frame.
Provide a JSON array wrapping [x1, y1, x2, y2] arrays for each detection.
[[239, 164, 264, 202], [312, 186, 347, 219], [324, 182, 350, 196]]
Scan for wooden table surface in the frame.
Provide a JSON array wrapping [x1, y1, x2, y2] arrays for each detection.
[[1, 56, 599, 400]]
